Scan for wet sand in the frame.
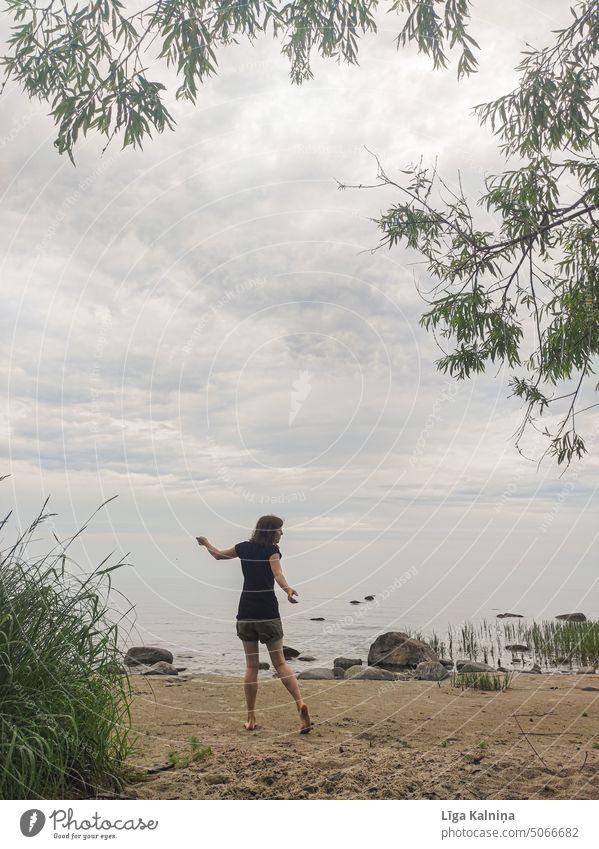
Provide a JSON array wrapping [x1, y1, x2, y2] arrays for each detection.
[[125, 672, 599, 800]]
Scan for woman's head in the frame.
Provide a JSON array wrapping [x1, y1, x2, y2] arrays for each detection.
[[249, 515, 284, 546]]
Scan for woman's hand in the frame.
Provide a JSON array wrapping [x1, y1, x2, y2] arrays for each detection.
[[286, 587, 299, 604], [196, 536, 208, 546]]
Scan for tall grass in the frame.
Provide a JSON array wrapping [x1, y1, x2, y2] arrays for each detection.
[[0, 491, 135, 799], [401, 617, 598, 670], [451, 671, 514, 691]]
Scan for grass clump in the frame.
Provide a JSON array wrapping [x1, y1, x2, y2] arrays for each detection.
[[451, 671, 514, 691], [167, 736, 212, 768], [0, 491, 135, 799]]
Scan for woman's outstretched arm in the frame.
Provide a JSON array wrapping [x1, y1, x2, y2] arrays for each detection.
[[196, 537, 237, 560], [269, 554, 298, 603]]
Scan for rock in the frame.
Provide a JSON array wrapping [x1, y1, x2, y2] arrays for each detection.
[[496, 613, 524, 619], [350, 600, 361, 605], [497, 666, 511, 673], [556, 612, 587, 622], [204, 774, 230, 785], [142, 661, 179, 676], [345, 665, 397, 680], [103, 661, 128, 675], [456, 661, 495, 673], [364, 595, 375, 601], [258, 662, 270, 670], [333, 657, 363, 670], [124, 646, 174, 667], [415, 661, 449, 681], [298, 655, 316, 662], [439, 659, 454, 669], [283, 645, 300, 659], [521, 663, 542, 674], [297, 668, 334, 681], [576, 667, 596, 675], [333, 666, 346, 679], [581, 686, 599, 692], [506, 644, 529, 652], [368, 632, 438, 670], [309, 617, 326, 621]]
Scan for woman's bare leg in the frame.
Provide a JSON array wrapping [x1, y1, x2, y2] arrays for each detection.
[[266, 639, 313, 733], [241, 640, 259, 730]]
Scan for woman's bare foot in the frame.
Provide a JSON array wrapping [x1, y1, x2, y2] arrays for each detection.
[[298, 703, 313, 734], [244, 713, 258, 731]]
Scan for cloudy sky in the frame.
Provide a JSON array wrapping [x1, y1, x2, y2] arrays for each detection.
[[2, 0, 598, 627]]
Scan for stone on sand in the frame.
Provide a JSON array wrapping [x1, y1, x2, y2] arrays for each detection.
[[415, 661, 449, 681], [344, 665, 397, 681], [124, 646, 174, 666], [333, 657, 363, 670], [142, 661, 179, 676], [368, 632, 438, 670], [456, 661, 495, 673], [297, 668, 335, 680]]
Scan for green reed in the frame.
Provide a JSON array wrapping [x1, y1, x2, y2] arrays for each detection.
[[524, 621, 599, 667], [451, 671, 514, 691], [0, 493, 136, 799]]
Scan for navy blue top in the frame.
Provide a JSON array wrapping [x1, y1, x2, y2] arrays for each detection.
[[235, 541, 282, 621]]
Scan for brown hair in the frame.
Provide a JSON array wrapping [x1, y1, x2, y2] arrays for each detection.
[[249, 515, 284, 546]]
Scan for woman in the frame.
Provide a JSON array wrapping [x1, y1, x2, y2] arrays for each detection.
[[196, 515, 313, 734]]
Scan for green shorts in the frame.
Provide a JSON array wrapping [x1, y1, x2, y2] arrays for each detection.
[[236, 618, 284, 644]]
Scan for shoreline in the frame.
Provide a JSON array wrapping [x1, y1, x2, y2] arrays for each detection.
[[124, 671, 599, 800]]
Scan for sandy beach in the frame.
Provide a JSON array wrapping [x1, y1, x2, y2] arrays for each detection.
[[124, 672, 599, 800]]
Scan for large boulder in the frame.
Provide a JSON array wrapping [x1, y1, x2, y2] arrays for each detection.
[[333, 657, 363, 670], [364, 595, 375, 601], [506, 644, 529, 652], [297, 668, 334, 681], [368, 632, 438, 669], [556, 612, 587, 622], [345, 665, 397, 681], [456, 661, 495, 673], [298, 655, 317, 662], [415, 661, 449, 681], [283, 645, 301, 659], [124, 646, 173, 667], [310, 617, 326, 621], [333, 666, 346, 679], [142, 661, 179, 676]]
